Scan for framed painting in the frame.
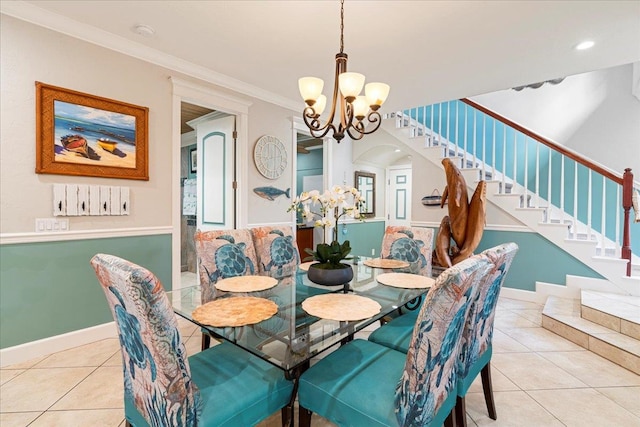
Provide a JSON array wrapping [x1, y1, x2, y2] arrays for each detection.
[[35, 82, 149, 180], [190, 147, 197, 173]]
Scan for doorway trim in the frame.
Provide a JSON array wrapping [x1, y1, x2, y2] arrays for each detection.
[[171, 77, 252, 290]]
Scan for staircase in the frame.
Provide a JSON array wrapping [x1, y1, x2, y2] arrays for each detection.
[[542, 291, 640, 374], [381, 99, 640, 297]]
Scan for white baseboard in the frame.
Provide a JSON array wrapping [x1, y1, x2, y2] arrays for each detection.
[[536, 281, 580, 300], [0, 322, 117, 368], [500, 287, 540, 303]]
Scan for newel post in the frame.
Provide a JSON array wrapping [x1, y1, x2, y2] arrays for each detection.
[[622, 168, 633, 276]]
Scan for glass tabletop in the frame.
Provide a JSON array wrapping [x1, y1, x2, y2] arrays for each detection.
[[169, 259, 429, 374]]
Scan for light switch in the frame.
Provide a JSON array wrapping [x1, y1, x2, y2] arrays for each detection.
[[89, 186, 101, 216], [66, 184, 78, 216], [77, 185, 89, 216], [53, 184, 66, 216], [120, 187, 130, 215], [100, 186, 111, 215]]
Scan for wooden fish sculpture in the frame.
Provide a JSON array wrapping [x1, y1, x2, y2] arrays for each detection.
[[433, 216, 453, 268], [440, 158, 469, 248], [452, 181, 487, 265]]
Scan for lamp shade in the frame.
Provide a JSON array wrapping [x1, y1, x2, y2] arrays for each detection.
[[338, 72, 365, 100], [352, 96, 369, 120], [365, 82, 390, 108], [299, 77, 324, 105], [313, 95, 327, 116]]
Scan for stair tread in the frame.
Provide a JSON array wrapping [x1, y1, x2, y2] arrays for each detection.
[[543, 297, 640, 359], [581, 290, 640, 325]]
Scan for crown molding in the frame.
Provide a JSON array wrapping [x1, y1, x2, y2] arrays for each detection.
[[0, 1, 300, 112]]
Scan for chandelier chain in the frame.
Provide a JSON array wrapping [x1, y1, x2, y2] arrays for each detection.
[[339, 0, 344, 54]]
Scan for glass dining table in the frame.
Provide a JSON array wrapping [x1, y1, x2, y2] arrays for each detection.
[[169, 258, 430, 425]]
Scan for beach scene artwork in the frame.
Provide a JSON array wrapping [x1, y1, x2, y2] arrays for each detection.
[[54, 100, 136, 168]]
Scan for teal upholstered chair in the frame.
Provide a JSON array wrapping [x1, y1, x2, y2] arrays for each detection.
[[367, 307, 419, 353], [91, 254, 293, 427], [194, 229, 259, 349], [297, 256, 492, 427], [455, 243, 518, 426]]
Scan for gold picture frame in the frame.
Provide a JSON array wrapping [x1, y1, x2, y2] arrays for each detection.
[[35, 82, 149, 180]]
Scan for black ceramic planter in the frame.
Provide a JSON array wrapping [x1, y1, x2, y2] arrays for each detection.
[[307, 263, 354, 286]]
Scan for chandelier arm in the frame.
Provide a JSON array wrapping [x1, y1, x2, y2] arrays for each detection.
[[358, 111, 382, 135], [302, 108, 336, 140], [345, 110, 382, 140]]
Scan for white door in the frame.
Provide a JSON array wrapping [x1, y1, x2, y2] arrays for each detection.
[[197, 115, 236, 231], [387, 167, 412, 226]]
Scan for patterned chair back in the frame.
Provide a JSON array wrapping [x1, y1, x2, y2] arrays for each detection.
[[194, 229, 259, 302], [381, 226, 433, 277], [459, 243, 518, 379], [90, 254, 200, 427], [250, 226, 300, 279], [395, 256, 492, 426]]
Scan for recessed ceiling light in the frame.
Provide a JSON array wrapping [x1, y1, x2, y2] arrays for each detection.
[[575, 40, 594, 51], [132, 24, 155, 37], [394, 149, 401, 152]]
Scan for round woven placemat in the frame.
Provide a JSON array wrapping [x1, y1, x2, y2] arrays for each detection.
[[301, 294, 381, 321], [376, 272, 435, 289], [363, 258, 410, 269], [215, 275, 278, 292], [298, 261, 318, 271], [192, 296, 278, 327]]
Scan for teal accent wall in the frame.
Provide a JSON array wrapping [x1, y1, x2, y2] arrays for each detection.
[[0, 234, 172, 349], [424, 227, 603, 291], [337, 221, 386, 258]]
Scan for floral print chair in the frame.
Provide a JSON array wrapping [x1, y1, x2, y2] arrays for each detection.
[[90, 254, 293, 427], [297, 256, 492, 427], [250, 226, 300, 279], [194, 229, 259, 349], [455, 243, 518, 426]]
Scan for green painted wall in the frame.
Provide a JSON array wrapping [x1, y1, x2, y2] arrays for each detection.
[[423, 227, 603, 291], [0, 234, 172, 349], [337, 220, 386, 258]]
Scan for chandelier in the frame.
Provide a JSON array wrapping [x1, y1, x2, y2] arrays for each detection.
[[298, 0, 389, 143]]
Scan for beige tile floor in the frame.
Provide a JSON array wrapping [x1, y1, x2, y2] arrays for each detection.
[[1, 296, 639, 427]]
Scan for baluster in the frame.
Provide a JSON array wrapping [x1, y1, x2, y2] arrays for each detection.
[[547, 148, 552, 223], [422, 105, 427, 147], [573, 162, 578, 239], [463, 104, 468, 168], [446, 101, 451, 153], [601, 175, 606, 254], [454, 102, 459, 158], [587, 169, 592, 241], [438, 102, 442, 149], [492, 119, 496, 179], [430, 104, 435, 147], [615, 185, 621, 253], [513, 132, 518, 192], [560, 155, 565, 214], [502, 125, 506, 194], [524, 137, 529, 207], [482, 114, 486, 179], [473, 109, 477, 169], [535, 142, 539, 208]]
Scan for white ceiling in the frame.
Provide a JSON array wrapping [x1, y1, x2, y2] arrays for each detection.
[[2, 0, 639, 113]]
